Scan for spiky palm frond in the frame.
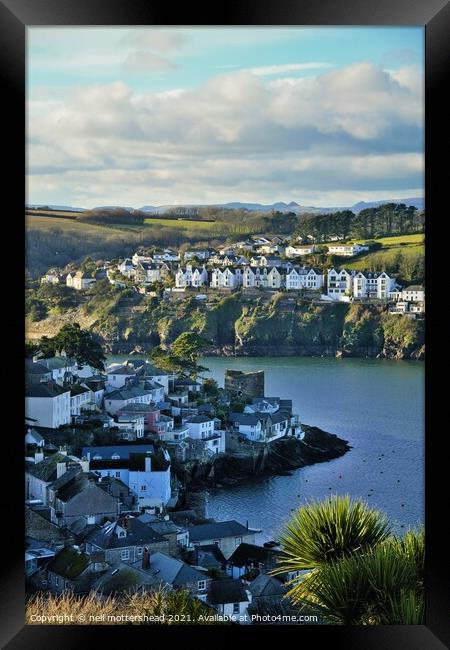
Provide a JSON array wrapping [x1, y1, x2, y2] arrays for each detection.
[[272, 495, 391, 576]]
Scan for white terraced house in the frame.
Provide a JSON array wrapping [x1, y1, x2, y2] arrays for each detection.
[[117, 259, 134, 277], [327, 243, 369, 257], [353, 271, 396, 299], [327, 268, 355, 300], [132, 252, 153, 265], [401, 285, 425, 302], [210, 267, 243, 289], [175, 264, 209, 288], [184, 416, 225, 454], [285, 267, 324, 291], [242, 266, 283, 289], [285, 244, 318, 257], [152, 249, 180, 262], [183, 249, 213, 261]]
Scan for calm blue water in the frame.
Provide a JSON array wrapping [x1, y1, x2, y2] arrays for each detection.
[[107, 355, 424, 540]]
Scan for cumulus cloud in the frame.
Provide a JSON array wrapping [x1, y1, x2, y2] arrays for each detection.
[[119, 29, 188, 52], [27, 61, 424, 206]]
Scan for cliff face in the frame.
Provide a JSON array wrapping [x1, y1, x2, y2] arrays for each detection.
[[26, 287, 424, 360], [177, 425, 351, 489]]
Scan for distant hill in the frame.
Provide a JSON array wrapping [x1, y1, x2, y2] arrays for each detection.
[[28, 197, 424, 216], [139, 198, 424, 215], [26, 204, 86, 212]]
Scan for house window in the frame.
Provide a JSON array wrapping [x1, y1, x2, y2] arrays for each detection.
[[213, 540, 220, 547], [235, 537, 242, 547], [198, 580, 206, 591], [140, 485, 147, 491], [233, 603, 240, 614], [121, 549, 130, 560], [115, 471, 121, 478], [136, 547, 143, 555]]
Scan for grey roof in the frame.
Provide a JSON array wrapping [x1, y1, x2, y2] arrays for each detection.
[[25, 383, 71, 398], [186, 415, 214, 424], [105, 386, 156, 401], [40, 357, 76, 370], [118, 403, 160, 414], [229, 413, 267, 426], [227, 543, 280, 568], [91, 562, 161, 595], [25, 452, 74, 482], [55, 473, 107, 503], [25, 360, 52, 375], [404, 285, 424, 291], [87, 518, 167, 550], [209, 579, 249, 605], [46, 546, 92, 579], [189, 520, 251, 543], [25, 428, 45, 444], [82, 444, 155, 459], [132, 552, 206, 586], [147, 520, 184, 536], [248, 574, 286, 598]]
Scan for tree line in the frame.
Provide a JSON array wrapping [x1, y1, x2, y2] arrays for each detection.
[[294, 204, 424, 242]]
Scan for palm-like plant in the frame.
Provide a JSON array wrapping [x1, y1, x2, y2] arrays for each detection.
[[271, 495, 424, 625], [272, 495, 391, 573]]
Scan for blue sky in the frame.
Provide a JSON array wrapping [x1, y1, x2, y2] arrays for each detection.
[[27, 27, 424, 208]]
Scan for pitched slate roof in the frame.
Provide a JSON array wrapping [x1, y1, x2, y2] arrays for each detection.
[[46, 546, 91, 579], [227, 543, 280, 568], [25, 383, 71, 398], [91, 563, 160, 595], [86, 518, 167, 550], [189, 520, 250, 543], [25, 360, 51, 375], [248, 574, 286, 598], [25, 452, 74, 481], [41, 356, 76, 370], [105, 387, 154, 401], [186, 415, 214, 424], [55, 473, 105, 503], [82, 444, 155, 459], [209, 579, 249, 604], [133, 552, 206, 587]]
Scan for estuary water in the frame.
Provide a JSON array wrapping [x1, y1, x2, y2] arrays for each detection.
[[201, 356, 424, 541]]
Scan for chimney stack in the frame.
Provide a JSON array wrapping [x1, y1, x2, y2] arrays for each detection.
[[142, 546, 150, 570], [34, 450, 44, 463]]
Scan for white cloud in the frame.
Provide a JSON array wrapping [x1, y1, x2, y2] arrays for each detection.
[[27, 62, 424, 207], [246, 62, 334, 76]]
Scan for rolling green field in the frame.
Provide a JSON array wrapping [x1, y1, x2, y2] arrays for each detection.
[[144, 217, 217, 231], [345, 234, 424, 270]]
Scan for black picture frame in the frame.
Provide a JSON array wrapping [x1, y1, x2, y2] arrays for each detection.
[[2, 0, 449, 647]]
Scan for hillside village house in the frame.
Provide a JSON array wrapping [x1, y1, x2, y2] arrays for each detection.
[[25, 383, 71, 429], [117, 403, 161, 432], [85, 517, 169, 565], [131, 551, 211, 601], [104, 385, 162, 415], [25, 359, 52, 384], [152, 249, 180, 263], [132, 252, 153, 265], [209, 579, 252, 619], [84, 446, 172, 508], [401, 285, 425, 302], [210, 267, 243, 289], [327, 268, 355, 300], [47, 471, 121, 526], [114, 414, 145, 439], [175, 265, 209, 288], [183, 249, 214, 261], [70, 384, 93, 416], [106, 360, 170, 394], [184, 415, 226, 454], [285, 244, 317, 257], [285, 267, 324, 290], [117, 259, 134, 277], [25, 451, 89, 505], [188, 521, 256, 560], [134, 261, 170, 284], [327, 243, 369, 256], [66, 271, 97, 290], [45, 546, 108, 595], [353, 271, 396, 299], [242, 266, 283, 289], [38, 356, 78, 385]]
